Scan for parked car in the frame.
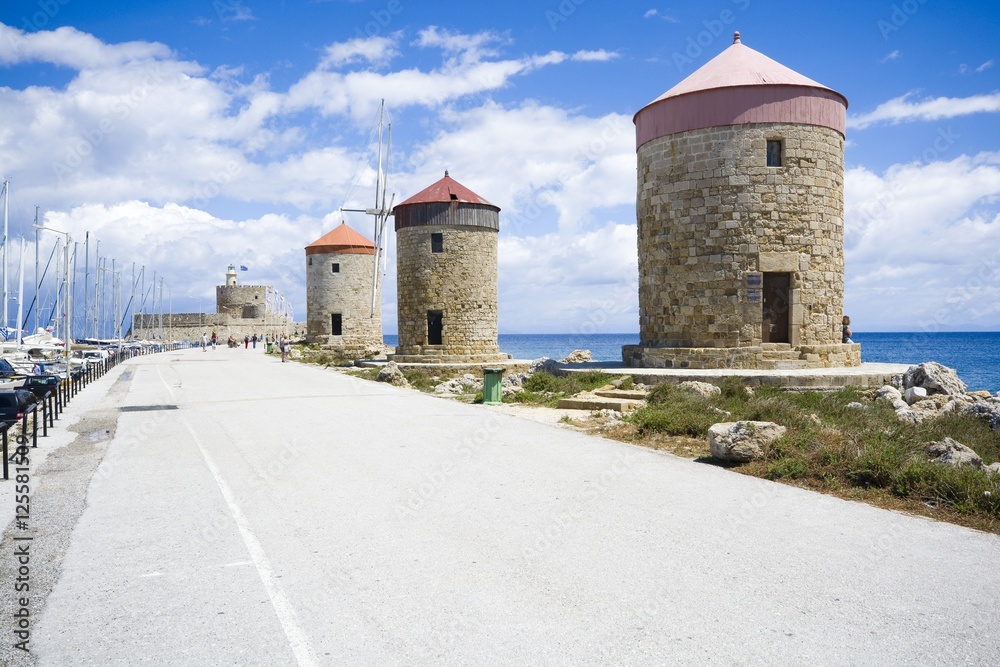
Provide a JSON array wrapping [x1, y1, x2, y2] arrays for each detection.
[[0, 358, 62, 399], [0, 389, 38, 426]]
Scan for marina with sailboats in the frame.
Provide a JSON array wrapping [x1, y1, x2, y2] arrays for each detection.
[[0, 179, 175, 386]]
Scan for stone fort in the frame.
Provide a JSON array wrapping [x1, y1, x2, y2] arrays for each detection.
[[132, 265, 297, 342]]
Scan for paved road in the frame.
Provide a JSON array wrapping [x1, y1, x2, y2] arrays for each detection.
[[4, 347, 999, 665]]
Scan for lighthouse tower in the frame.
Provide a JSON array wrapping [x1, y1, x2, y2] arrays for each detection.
[[304, 221, 383, 354], [391, 171, 508, 364], [623, 33, 860, 369]]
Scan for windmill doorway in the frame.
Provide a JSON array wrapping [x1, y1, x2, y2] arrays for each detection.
[[427, 310, 443, 346], [762, 272, 790, 344]]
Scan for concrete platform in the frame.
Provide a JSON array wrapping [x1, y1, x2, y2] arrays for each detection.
[[555, 361, 912, 390], [357, 358, 533, 375]]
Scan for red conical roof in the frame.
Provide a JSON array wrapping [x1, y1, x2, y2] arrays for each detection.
[[305, 221, 376, 256], [396, 171, 497, 208]]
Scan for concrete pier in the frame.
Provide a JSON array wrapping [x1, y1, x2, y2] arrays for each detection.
[[1, 348, 996, 666]]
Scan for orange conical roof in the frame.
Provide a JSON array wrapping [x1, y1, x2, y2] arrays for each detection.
[[305, 221, 376, 256]]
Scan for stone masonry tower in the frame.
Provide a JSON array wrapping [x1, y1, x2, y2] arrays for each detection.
[[391, 171, 508, 364], [305, 222, 383, 353], [623, 32, 860, 369]]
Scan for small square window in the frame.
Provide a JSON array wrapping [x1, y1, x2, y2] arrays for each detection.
[[431, 233, 444, 253], [308, 257, 313, 266], [331, 263, 340, 273], [766, 140, 782, 167]]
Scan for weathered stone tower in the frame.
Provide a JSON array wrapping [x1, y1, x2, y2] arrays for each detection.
[[304, 222, 383, 353], [624, 32, 860, 369], [391, 172, 508, 363]]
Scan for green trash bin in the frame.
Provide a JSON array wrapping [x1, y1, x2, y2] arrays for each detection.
[[483, 367, 505, 405], [266, 342, 273, 353]]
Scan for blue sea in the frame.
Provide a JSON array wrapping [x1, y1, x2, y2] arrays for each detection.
[[383, 332, 1000, 393]]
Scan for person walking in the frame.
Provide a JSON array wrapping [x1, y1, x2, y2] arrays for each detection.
[[244, 335, 250, 349], [280, 334, 289, 362], [201, 333, 207, 352], [251, 333, 258, 349], [211, 331, 218, 350]]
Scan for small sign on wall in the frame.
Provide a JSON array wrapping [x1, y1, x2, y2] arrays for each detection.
[[745, 272, 762, 302]]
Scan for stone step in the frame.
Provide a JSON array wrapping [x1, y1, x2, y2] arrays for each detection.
[[555, 397, 644, 412], [594, 389, 649, 400]]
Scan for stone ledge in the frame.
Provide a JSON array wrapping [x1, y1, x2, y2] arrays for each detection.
[[622, 343, 861, 370]]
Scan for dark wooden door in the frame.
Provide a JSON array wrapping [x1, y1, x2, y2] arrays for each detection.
[[762, 273, 790, 343], [427, 310, 443, 345]]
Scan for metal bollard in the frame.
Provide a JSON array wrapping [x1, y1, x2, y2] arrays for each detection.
[[31, 404, 38, 449], [42, 393, 48, 437], [1, 427, 7, 480]]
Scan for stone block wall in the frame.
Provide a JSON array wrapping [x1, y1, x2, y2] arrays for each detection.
[[395, 225, 501, 358], [636, 122, 846, 351], [216, 285, 268, 317], [305, 251, 382, 350]]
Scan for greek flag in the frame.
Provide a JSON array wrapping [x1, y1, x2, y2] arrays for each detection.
[[240, 265, 248, 271], [0, 327, 8, 341]]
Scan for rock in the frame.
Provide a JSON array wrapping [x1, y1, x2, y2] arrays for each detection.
[[903, 386, 928, 405], [596, 409, 622, 420], [875, 385, 902, 402], [846, 402, 869, 411], [560, 349, 592, 364], [376, 361, 410, 388], [530, 357, 560, 375], [501, 384, 523, 398], [985, 462, 1000, 476], [808, 413, 822, 425], [968, 390, 993, 400], [968, 398, 1000, 431], [901, 362, 967, 396], [677, 380, 722, 399], [921, 437, 983, 469], [708, 421, 787, 463]]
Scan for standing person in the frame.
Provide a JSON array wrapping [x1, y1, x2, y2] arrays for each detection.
[[201, 333, 207, 352], [251, 333, 258, 349], [280, 334, 289, 362], [244, 334, 250, 349], [842, 315, 853, 344], [211, 331, 218, 350]]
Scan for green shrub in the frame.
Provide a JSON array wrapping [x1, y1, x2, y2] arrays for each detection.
[[766, 456, 809, 480]]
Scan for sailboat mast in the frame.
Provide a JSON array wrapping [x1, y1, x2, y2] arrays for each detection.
[[370, 100, 386, 316], [33, 208, 39, 335], [17, 237, 24, 347], [3, 179, 9, 332]]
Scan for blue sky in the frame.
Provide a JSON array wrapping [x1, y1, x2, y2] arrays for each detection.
[[1, 0, 998, 336]]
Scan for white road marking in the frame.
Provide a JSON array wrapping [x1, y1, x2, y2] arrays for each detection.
[[157, 365, 318, 667], [183, 420, 319, 667]]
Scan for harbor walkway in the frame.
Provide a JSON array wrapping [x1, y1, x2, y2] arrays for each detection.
[[1, 347, 998, 666]]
